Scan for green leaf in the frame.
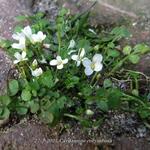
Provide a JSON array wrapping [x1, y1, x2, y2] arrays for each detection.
[[39, 110, 54, 124], [123, 45, 132, 55], [30, 79, 40, 91], [57, 96, 67, 109], [16, 107, 28, 115], [107, 49, 120, 58], [138, 108, 150, 119], [97, 101, 108, 112], [111, 26, 131, 39], [78, 39, 91, 52], [21, 90, 32, 101], [32, 90, 37, 97], [16, 15, 28, 21], [103, 79, 112, 88], [65, 75, 79, 88], [14, 25, 23, 33], [129, 54, 140, 64], [9, 80, 19, 96], [134, 44, 150, 54], [80, 85, 92, 97], [34, 12, 45, 19], [0, 108, 10, 119], [0, 96, 11, 106], [30, 101, 40, 113], [0, 39, 11, 48], [107, 89, 122, 109], [108, 42, 115, 48], [96, 88, 108, 99], [39, 70, 54, 88]]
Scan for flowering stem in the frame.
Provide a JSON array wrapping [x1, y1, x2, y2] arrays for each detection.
[[92, 74, 100, 87], [90, 72, 98, 85], [16, 64, 26, 79], [57, 24, 62, 54]]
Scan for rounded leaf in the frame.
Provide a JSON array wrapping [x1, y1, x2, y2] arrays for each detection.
[[21, 90, 31, 101]]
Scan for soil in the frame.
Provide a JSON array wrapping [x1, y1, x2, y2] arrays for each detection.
[[0, 0, 150, 149]]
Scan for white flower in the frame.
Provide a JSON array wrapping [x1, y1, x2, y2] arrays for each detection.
[[50, 56, 68, 69], [82, 54, 103, 76], [31, 68, 43, 77], [68, 39, 75, 49], [71, 48, 85, 66], [21, 26, 32, 40], [32, 31, 46, 43], [13, 51, 28, 64], [11, 36, 26, 50], [12, 32, 25, 41]]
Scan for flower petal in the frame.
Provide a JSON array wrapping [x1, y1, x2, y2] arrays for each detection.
[[12, 32, 25, 41], [13, 60, 19, 64], [22, 26, 32, 38], [68, 39, 75, 49], [93, 54, 103, 63], [94, 62, 103, 72], [82, 58, 92, 67], [57, 64, 63, 69], [50, 59, 58, 66], [85, 67, 93, 76], [71, 55, 78, 61], [63, 58, 68, 64], [12, 43, 23, 50], [14, 52, 21, 60], [56, 56, 62, 61], [76, 61, 81, 67], [32, 68, 43, 77], [22, 51, 26, 58], [37, 31, 46, 41], [31, 34, 38, 43]]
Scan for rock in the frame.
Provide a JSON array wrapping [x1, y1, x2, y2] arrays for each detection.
[[114, 137, 150, 150], [0, 0, 32, 93], [0, 0, 31, 126], [0, 119, 97, 150], [0, 50, 12, 95], [0, 0, 31, 40]]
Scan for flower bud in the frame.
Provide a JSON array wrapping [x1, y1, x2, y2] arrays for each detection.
[[86, 109, 94, 116]]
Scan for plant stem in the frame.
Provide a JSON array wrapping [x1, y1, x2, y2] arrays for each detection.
[[108, 56, 129, 76], [122, 93, 146, 107], [64, 113, 82, 121], [90, 72, 98, 85]]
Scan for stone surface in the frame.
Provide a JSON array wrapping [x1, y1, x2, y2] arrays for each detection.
[[0, 50, 12, 95], [0, 0, 31, 40], [0, 116, 150, 150], [0, 0, 31, 95], [0, 0, 31, 125], [0, 119, 96, 150]]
